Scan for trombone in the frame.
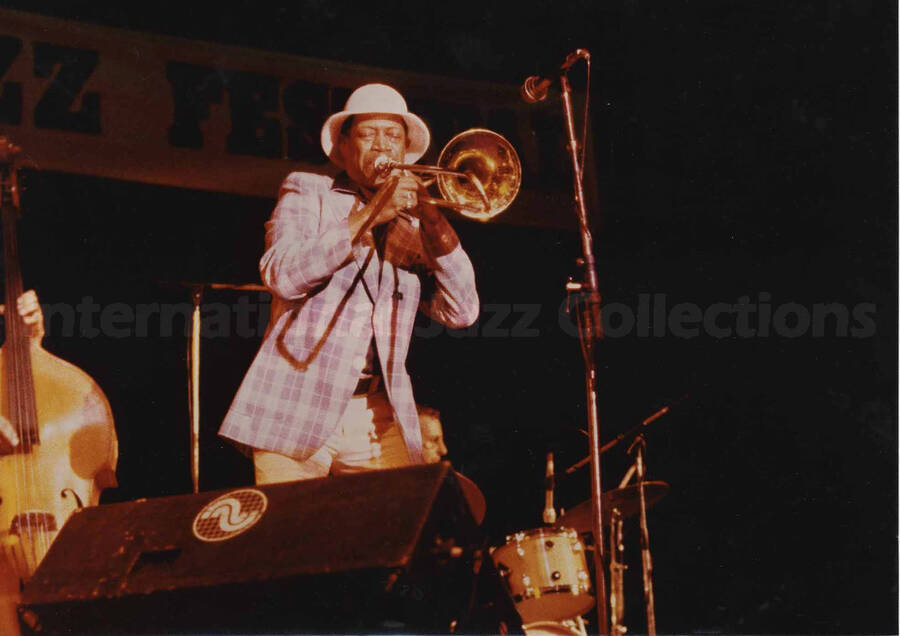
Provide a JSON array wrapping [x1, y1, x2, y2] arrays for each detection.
[[376, 128, 522, 221]]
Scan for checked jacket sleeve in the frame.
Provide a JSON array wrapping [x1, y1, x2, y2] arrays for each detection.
[[259, 173, 353, 300]]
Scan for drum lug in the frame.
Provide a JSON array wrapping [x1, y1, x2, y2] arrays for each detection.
[[521, 574, 536, 599], [577, 569, 591, 593]]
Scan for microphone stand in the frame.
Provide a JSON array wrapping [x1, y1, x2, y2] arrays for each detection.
[[179, 280, 268, 494], [558, 57, 610, 635], [188, 285, 202, 494]]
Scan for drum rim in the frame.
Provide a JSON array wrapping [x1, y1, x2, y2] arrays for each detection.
[[504, 526, 579, 542], [522, 619, 586, 636], [516, 585, 594, 603]]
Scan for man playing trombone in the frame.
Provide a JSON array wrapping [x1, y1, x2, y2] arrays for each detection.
[[219, 83, 479, 483]]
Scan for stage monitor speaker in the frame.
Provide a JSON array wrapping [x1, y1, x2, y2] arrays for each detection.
[[19, 462, 515, 634]]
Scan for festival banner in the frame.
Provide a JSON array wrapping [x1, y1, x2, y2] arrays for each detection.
[[0, 9, 590, 227]]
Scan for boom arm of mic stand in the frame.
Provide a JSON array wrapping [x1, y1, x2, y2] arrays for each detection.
[[565, 406, 669, 474], [566, 394, 690, 474]]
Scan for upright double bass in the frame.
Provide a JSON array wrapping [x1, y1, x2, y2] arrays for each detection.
[[0, 139, 118, 634]]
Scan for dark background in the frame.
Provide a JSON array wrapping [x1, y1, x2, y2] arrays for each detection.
[[1, 1, 896, 634]]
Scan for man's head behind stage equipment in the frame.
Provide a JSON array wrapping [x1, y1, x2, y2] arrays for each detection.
[[418, 405, 448, 464], [320, 83, 430, 188]]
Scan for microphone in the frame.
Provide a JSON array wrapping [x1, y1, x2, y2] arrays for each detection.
[[520, 49, 590, 103], [542, 452, 556, 524]]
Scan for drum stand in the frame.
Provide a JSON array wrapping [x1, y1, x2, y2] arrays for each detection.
[[608, 509, 627, 635], [623, 435, 657, 636]]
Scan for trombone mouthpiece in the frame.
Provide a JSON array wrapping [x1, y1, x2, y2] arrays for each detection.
[[373, 154, 394, 175]]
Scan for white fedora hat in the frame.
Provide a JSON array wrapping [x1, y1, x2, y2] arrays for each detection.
[[321, 83, 430, 168]]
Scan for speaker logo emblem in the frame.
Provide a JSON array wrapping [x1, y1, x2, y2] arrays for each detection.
[[192, 489, 268, 542]]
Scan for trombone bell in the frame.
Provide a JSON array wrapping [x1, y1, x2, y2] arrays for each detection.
[[436, 128, 521, 221]]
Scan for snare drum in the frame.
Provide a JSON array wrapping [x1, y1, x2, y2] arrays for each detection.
[[490, 526, 593, 624]]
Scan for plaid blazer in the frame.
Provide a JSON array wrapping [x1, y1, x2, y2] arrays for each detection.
[[219, 172, 479, 464]]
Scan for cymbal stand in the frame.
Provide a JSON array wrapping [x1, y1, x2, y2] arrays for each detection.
[[626, 435, 657, 635]]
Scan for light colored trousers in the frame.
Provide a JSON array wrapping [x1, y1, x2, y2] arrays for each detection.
[[253, 389, 412, 484]]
